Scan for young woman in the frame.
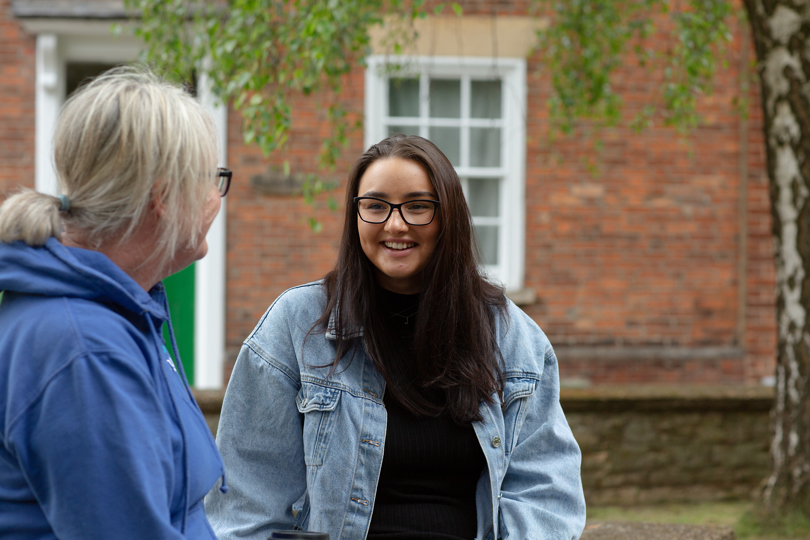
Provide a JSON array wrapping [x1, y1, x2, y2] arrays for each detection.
[[0, 68, 231, 539], [206, 135, 585, 539]]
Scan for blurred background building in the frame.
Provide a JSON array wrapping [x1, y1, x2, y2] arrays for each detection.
[[1, 0, 776, 391]]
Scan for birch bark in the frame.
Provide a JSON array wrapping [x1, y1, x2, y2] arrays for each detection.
[[743, 0, 810, 510]]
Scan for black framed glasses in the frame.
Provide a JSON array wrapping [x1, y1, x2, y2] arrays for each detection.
[[216, 168, 232, 197], [354, 196, 440, 226]]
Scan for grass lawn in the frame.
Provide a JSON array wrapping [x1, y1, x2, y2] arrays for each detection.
[[587, 501, 810, 539]]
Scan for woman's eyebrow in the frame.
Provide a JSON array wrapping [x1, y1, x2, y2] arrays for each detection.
[[403, 190, 437, 199], [359, 190, 437, 199], [360, 190, 388, 198]]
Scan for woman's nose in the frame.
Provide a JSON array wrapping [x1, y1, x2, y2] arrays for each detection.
[[384, 208, 409, 233]]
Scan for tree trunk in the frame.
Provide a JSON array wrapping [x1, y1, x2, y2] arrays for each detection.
[[743, 0, 810, 512]]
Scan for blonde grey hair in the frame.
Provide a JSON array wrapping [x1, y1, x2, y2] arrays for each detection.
[[0, 66, 217, 269]]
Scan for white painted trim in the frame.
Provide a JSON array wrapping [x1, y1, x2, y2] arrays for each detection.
[[195, 73, 228, 389], [20, 19, 136, 37], [35, 34, 61, 195], [62, 35, 141, 62], [364, 65, 385, 149], [34, 29, 141, 195], [364, 55, 527, 291], [502, 59, 527, 291]]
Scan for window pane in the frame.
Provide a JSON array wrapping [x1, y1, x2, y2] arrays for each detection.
[[475, 225, 499, 265], [387, 125, 420, 137], [389, 78, 419, 117], [429, 79, 460, 118], [471, 80, 501, 119], [66, 62, 121, 98], [429, 126, 460, 166], [467, 178, 499, 217], [470, 127, 500, 167]]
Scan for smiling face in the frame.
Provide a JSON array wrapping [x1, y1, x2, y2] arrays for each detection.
[[357, 157, 440, 294]]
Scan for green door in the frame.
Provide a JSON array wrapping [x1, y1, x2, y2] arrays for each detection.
[[162, 264, 195, 385]]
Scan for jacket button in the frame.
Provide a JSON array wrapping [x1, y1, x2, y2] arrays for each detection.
[[492, 436, 501, 448]]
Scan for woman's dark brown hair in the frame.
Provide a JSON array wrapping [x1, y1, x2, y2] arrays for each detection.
[[315, 135, 507, 424]]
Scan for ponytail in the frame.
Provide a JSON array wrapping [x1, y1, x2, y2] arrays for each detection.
[[0, 189, 63, 245]]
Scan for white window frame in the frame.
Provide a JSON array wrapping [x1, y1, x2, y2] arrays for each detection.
[[26, 22, 226, 388], [365, 55, 526, 292]]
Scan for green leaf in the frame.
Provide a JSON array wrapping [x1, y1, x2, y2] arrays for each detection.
[[309, 217, 323, 233]]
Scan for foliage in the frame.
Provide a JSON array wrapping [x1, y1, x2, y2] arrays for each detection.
[[125, 0, 463, 228], [533, 0, 734, 136], [128, 0, 734, 154], [125, 0, 462, 168]]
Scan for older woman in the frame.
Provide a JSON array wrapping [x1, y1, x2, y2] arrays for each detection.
[[206, 135, 585, 539], [0, 68, 230, 539]]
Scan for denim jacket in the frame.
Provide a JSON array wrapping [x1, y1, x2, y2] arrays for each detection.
[[206, 282, 585, 540]]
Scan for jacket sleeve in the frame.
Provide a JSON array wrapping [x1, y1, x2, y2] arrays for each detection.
[[496, 308, 586, 539], [7, 352, 187, 540], [205, 307, 307, 540]]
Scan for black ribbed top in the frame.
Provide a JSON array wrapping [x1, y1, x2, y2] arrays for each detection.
[[367, 288, 485, 540]]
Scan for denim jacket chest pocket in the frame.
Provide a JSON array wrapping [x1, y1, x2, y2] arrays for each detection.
[[501, 377, 537, 457], [295, 382, 341, 467]]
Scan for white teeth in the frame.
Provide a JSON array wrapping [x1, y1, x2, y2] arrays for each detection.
[[385, 242, 415, 250]]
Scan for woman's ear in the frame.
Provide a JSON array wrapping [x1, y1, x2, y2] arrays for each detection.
[[150, 185, 167, 219]]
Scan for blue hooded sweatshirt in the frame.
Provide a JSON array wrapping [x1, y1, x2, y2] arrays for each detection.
[[0, 238, 227, 539]]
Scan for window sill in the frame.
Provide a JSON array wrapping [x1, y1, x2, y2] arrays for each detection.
[[506, 287, 536, 306]]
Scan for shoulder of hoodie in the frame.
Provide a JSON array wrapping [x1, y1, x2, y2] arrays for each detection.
[[0, 292, 160, 434]]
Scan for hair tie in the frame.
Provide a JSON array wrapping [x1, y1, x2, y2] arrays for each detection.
[[58, 194, 71, 212]]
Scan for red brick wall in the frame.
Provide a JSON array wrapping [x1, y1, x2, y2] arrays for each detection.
[[0, 0, 35, 196], [743, 90, 777, 386], [224, 78, 366, 368], [526, 11, 776, 383], [516, 12, 777, 385]]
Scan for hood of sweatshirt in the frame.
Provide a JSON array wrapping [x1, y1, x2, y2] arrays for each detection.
[[0, 237, 167, 322], [0, 238, 229, 534]]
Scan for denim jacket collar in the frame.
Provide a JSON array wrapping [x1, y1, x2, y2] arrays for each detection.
[[325, 308, 363, 341]]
